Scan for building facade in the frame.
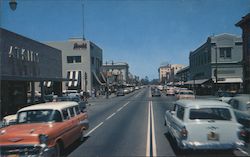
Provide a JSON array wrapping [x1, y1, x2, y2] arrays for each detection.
[[175, 66, 190, 83], [101, 62, 129, 85], [158, 64, 171, 84], [1, 28, 63, 117], [189, 33, 243, 94], [46, 38, 103, 92], [169, 64, 185, 82], [236, 13, 250, 94]]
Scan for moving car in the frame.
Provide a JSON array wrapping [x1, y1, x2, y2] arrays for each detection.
[[176, 90, 195, 100], [0, 101, 89, 157], [228, 94, 250, 142], [152, 89, 161, 97], [164, 99, 245, 151]]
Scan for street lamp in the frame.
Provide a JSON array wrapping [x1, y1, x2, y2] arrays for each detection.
[[214, 44, 218, 94], [9, 0, 17, 11]]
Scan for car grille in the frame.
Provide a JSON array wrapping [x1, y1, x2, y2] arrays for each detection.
[[0, 145, 42, 155]]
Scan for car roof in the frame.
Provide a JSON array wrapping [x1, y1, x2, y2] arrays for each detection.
[[18, 101, 79, 112], [176, 99, 230, 108], [230, 95, 250, 103]]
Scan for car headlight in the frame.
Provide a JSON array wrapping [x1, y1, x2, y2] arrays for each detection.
[[39, 134, 48, 145]]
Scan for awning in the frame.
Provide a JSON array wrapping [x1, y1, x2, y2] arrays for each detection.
[[213, 78, 243, 83], [67, 71, 80, 87], [100, 72, 107, 83], [92, 71, 106, 85], [184, 79, 209, 85]]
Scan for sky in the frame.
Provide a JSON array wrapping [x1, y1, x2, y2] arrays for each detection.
[[1, 0, 250, 80]]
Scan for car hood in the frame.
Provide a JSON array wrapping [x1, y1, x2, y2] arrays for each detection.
[[0, 123, 61, 146]]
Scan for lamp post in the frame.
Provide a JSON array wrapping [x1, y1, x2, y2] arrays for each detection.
[[9, 0, 17, 11]]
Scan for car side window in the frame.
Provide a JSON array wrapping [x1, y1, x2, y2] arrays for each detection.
[[176, 106, 185, 121], [62, 109, 70, 120], [74, 106, 80, 115], [69, 107, 75, 117]]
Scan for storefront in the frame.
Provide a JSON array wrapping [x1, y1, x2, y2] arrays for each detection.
[[0, 28, 63, 118]]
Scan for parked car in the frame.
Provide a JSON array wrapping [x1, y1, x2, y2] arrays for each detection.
[[166, 87, 175, 96], [63, 90, 80, 97], [116, 88, 125, 96], [123, 88, 130, 94], [152, 89, 161, 97], [0, 101, 89, 157], [228, 94, 250, 142], [176, 90, 195, 100], [215, 91, 235, 103], [56, 96, 87, 112], [164, 99, 245, 151], [2, 114, 17, 127]]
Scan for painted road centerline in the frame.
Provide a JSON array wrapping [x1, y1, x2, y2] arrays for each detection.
[[146, 101, 151, 157], [151, 101, 157, 157]]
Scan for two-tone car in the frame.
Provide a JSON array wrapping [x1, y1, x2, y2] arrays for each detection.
[[0, 101, 89, 157], [164, 99, 245, 152]]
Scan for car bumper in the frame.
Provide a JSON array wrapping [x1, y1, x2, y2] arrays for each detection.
[[180, 140, 245, 150]]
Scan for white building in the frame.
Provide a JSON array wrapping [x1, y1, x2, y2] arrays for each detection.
[[46, 38, 103, 92]]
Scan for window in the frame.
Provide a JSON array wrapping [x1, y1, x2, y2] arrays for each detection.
[[177, 106, 185, 120], [62, 109, 69, 120], [67, 56, 81, 63], [189, 108, 232, 121], [17, 110, 62, 123], [69, 107, 75, 117], [219, 48, 231, 59], [91, 57, 95, 65], [74, 106, 80, 115]]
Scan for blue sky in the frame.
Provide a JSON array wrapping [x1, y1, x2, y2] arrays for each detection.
[[1, 0, 249, 80]]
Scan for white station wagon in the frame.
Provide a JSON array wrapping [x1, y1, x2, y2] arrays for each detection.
[[164, 99, 245, 151]]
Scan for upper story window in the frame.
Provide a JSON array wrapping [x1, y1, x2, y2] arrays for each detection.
[[91, 57, 95, 65], [67, 56, 81, 63], [219, 48, 231, 59]]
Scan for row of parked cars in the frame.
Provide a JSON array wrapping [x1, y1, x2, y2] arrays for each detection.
[[116, 86, 142, 96], [0, 96, 89, 157]]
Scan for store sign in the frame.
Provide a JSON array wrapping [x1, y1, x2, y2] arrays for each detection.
[[73, 42, 87, 50], [8, 46, 39, 63]]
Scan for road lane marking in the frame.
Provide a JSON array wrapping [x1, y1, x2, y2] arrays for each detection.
[[146, 101, 151, 156], [117, 107, 123, 112], [151, 101, 157, 157], [123, 101, 130, 107], [146, 101, 157, 157], [106, 113, 116, 120], [85, 122, 104, 137]]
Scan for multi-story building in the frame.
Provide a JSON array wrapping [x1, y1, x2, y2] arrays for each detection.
[[1, 28, 63, 117], [46, 38, 103, 92], [158, 64, 171, 84], [236, 13, 250, 94], [170, 64, 185, 82], [175, 66, 190, 83], [189, 33, 243, 94]]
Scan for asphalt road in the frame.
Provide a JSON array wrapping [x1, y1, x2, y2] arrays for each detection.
[[66, 87, 248, 157]]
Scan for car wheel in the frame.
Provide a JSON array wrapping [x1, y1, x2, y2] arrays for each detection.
[[80, 129, 85, 142], [54, 142, 61, 157]]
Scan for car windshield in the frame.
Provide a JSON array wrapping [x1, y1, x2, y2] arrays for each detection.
[[189, 108, 232, 121], [17, 110, 62, 123]]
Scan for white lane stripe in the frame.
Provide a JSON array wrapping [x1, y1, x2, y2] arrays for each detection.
[[146, 101, 151, 156], [151, 101, 157, 157], [117, 107, 123, 112], [85, 122, 104, 137], [123, 101, 130, 107], [106, 113, 116, 120], [237, 148, 249, 156]]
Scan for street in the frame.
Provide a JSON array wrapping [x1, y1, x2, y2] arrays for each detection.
[[64, 87, 249, 157]]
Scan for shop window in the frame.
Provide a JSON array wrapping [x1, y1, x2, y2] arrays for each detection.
[[219, 48, 231, 59]]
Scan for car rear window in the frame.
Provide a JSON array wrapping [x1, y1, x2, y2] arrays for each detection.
[[189, 108, 232, 121]]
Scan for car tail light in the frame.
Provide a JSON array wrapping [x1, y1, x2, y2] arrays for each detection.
[[180, 127, 188, 139], [238, 127, 246, 140]]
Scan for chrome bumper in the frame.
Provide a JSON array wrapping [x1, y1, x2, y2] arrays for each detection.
[[179, 140, 245, 150], [0, 144, 56, 157]]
